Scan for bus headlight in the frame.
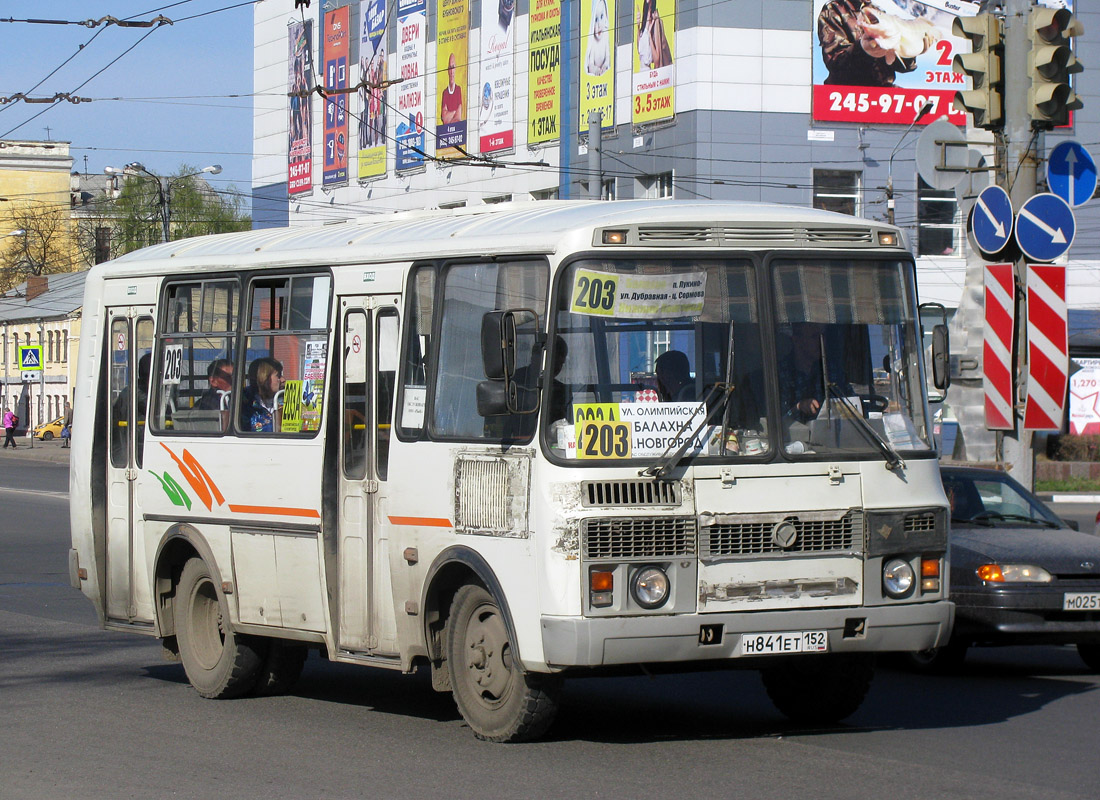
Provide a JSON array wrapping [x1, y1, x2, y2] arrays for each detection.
[[631, 566, 670, 609], [883, 558, 915, 598]]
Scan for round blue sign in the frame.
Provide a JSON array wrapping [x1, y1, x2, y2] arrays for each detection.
[[1016, 193, 1075, 262], [1047, 141, 1097, 209], [972, 185, 1014, 257]]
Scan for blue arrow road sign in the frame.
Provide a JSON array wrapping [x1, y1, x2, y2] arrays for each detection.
[[1016, 193, 1075, 262], [972, 185, 1014, 256], [1047, 141, 1097, 209]]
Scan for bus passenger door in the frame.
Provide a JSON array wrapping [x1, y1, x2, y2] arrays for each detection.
[[336, 303, 374, 652], [104, 309, 154, 624]]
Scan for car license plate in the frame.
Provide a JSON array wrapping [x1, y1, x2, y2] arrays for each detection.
[[1063, 592, 1100, 611], [738, 630, 828, 656]]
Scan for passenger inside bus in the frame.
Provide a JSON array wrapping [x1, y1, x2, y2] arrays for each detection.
[[655, 349, 694, 402], [241, 356, 285, 432]]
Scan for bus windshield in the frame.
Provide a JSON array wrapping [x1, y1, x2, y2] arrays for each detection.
[[549, 256, 931, 464]]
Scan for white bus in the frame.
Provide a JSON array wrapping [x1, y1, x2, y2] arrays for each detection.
[[70, 200, 953, 741]]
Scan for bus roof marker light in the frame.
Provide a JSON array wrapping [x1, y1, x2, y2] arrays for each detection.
[[602, 229, 627, 244], [878, 231, 898, 247]]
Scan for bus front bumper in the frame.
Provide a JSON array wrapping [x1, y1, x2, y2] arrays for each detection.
[[540, 601, 954, 668]]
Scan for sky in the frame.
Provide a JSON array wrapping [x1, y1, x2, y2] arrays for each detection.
[[1, 0, 256, 212]]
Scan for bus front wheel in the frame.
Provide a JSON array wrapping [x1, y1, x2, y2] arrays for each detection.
[[446, 584, 561, 742], [761, 653, 874, 725], [175, 557, 265, 699]]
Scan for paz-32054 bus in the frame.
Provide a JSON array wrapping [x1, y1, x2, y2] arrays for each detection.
[[70, 200, 953, 741]]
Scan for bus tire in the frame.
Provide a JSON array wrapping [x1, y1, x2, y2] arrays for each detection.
[[761, 653, 874, 725], [251, 640, 309, 696], [446, 584, 561, 742], [902, 641, 968, 673], [175, 557, 265, 699]]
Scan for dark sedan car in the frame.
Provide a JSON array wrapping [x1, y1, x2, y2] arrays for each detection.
[[910, 466, 1100, 671]]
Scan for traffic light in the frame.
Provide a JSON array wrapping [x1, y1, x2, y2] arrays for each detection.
[[952, 13, 1004, 130], [1027, 6, 1084, 129]]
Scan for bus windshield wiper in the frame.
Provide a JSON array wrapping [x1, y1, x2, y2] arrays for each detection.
[[640, 382, 731, 479], [826, 384, 905, 471]]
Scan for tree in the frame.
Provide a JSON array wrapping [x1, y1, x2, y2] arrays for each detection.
[[0, 200, 80, 292], [105, 164, 251, 257]]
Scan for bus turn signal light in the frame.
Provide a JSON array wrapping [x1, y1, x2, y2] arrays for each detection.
[[920, 557, 941, 593], [591, 570, 614, 592]]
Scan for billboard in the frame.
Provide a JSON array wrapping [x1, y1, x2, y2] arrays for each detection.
[[631, 0, 675, 125], [288, 20, 313, 197], [358, 0, 387, 179], [322, 6, 350, 187], [1070, 357, 1100, 435], [580, 0, 615, 130], [811, 0, 981, 125], [395, 0, 427, 171], [478, 0, 515, 153], [435, 0, 469, 158], [528, 0, 561, 144]]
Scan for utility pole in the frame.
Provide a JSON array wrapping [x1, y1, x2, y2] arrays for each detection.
[[587, 112, 603, 199]]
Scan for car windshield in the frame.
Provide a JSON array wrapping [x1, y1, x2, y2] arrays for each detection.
[[547, 255, 931, 465], [943, 471, 1064, 528]]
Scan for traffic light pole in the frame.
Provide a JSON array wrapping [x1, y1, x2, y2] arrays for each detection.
[[1001, 0, 1037, 488]]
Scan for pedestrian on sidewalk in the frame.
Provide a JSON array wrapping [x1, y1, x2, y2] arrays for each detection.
[[3, 408, 18, 449], [61, 401, 73, 448]]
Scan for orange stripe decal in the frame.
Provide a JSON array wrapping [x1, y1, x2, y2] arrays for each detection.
[[388, 516, 453, 528], [228, 504, 322, 519]]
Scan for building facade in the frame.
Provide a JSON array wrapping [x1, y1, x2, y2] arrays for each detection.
[[0, 271, 86, 432]]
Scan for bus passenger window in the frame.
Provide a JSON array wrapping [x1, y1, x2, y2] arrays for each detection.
[[240, 273, 331, 436], [153, 279, 240, 435]]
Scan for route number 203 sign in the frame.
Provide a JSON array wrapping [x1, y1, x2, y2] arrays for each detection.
[[569, 268, 707, 319]]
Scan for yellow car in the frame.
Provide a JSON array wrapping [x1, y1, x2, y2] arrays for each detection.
[[34, 416, 65, 440]]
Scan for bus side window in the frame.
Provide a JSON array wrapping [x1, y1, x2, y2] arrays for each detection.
[[397, 266, 435, 439], [376, 309, 399, 479], [241, 273, 331, 436]]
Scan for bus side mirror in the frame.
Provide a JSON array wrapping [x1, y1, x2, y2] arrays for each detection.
[[481, 311, 507, 380], [931, 324, 950, 392], [478, 309, 543, 417]]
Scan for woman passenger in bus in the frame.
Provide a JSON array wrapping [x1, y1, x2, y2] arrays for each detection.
[[241, 357, 285, 433]]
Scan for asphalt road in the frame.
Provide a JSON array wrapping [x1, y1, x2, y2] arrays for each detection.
[[2, 459, 1099, 799]]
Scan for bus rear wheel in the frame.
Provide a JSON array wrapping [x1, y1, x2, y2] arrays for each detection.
[[446, 584, 561, 742], [761, 653, 874, 725], [175, 557, 265, 699]]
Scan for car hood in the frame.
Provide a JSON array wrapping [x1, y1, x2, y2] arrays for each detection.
[[951, 526, 1100, 574]]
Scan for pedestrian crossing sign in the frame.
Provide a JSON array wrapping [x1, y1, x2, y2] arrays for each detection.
[[19, 345, 42, 371]]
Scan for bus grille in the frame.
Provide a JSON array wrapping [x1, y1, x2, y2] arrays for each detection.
[[701, 510, 863, 557], [582, 517, 697, 559], [905, 511, 937, 533], [581, 479, 681, 507], [454, 454, 529, 536], [633, 225, 876, 247]]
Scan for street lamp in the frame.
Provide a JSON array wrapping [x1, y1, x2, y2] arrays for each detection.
[[105, 163, 222, 243], [886, 101, 935, 226]]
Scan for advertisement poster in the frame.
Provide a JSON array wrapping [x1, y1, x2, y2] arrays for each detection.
[[287, 20, 313, 197], [528, 0, 561, 144], [811, 0, 982, 125], [478, 0, 515, 153], [1069, 357, 1100, 435], [632, 0, 675, 125], [395, 0, 427, 171], [435, 0, 469, 158], [322, 7, 350, 187], [358, 0, 387, 179], [580, 0, 615, 130]]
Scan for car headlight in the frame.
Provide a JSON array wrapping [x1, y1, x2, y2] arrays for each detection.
[[977, 564, 1053, 583], [631, 566, 670, 609], [883, 557, 916, 598]]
